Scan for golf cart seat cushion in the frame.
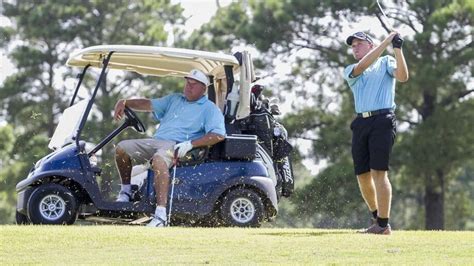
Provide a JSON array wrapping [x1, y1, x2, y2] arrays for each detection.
[[177, 147, 208, 166], [135, 147, 209, 169], [130, 147, 208, 184]]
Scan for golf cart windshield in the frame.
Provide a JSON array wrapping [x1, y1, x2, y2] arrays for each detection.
[[49, 99, 88, 150]]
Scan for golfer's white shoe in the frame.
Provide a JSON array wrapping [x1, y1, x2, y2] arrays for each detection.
[[115, 191, 131, 202], [146, 216, 167, 227]]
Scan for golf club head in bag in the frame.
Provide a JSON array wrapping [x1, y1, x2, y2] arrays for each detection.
[[251, 84, 264, 112], [269, 97, 281, 115]]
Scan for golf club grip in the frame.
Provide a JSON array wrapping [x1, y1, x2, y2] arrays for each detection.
[[173, 149, 179, 165]]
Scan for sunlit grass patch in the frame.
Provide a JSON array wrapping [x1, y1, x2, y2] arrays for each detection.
[[0, 226, 472, 264]]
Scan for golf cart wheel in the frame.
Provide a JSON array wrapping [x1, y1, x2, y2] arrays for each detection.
[[220, 188, 264, 227], [16, 210, 30, 225], [27, 183, 77, 225]]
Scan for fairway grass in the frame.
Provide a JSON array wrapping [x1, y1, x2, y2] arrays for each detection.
[[1, 226, 473, 264]]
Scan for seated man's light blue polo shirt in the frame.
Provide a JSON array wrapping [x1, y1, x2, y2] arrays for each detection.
[[151, 93, 225, 143], [343, 55, 397, 113]]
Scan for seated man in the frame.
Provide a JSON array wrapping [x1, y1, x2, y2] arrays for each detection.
[[113, 69, 226, 227]]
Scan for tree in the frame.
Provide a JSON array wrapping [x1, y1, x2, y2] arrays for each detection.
[[0, 0, 185, 222], [189, 0, 474, 229], [62, 0, 185, 197]]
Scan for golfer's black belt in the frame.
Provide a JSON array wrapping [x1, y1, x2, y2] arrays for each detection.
[[357, 108, 393, 118]]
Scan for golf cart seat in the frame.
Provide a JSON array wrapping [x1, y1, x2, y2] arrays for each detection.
[[129, 147, 209, 188], [178, 147, 209, 166]]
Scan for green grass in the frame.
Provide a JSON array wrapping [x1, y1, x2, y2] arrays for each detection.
[[1, 226, 473, 265]]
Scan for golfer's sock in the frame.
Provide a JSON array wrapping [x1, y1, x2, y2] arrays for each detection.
[[154, 206, 167, 220], [377, 217, 389, 228], [120, 184, 131, 194], [371, 210, 378, 219]]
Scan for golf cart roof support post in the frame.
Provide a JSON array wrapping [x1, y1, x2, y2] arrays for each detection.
[[69, 64, 91, 107], [75, 52, 114, 149], [88, 121, 129, 157], [207, 75, 216, 103], [224, 65, 234, 98]]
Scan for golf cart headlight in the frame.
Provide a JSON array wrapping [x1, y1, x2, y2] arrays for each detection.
[[34, 158, 43, 169]]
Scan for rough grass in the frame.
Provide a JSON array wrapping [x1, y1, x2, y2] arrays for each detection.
[[0, 226, 473, 265]]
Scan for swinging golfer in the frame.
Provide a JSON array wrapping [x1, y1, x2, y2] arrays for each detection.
[[343, 31, 408, 234], [113, 69, 225, 227]]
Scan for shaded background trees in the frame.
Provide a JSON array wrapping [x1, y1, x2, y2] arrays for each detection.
[[0, 0, 186, 222], [1, 0, 472, 229]]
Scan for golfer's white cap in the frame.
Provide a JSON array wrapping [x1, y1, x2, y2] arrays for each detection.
[[185, 69, 210, 87]]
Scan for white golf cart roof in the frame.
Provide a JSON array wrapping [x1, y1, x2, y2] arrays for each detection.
[[66, 45, 240, 79], [66, 45, 255, 120]]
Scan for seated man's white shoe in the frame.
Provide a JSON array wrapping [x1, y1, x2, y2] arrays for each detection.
[[147, 206, 167, 227], [147, 216, 167, 227], [116, 190, 132, 202], [116, 184, 132, 202]]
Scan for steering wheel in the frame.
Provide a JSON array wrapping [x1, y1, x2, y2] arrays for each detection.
[[124, 106, 146, 133]]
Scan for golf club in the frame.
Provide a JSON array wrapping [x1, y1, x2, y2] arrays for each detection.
[[167, 149, 178, 226], [376, 0, 393, 33]]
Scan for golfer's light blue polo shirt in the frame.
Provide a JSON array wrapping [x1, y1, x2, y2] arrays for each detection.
[[151, 93, 225, 143], [343, 55, 397, 113]]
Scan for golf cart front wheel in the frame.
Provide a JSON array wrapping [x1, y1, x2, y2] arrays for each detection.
[[220, 188, 264, 227], [27, 183, 78, 225]]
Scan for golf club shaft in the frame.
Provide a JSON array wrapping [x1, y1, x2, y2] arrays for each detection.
[[376, 0, 393, 33], [167, 151, 178, 226], [167, 163, 176, 226]]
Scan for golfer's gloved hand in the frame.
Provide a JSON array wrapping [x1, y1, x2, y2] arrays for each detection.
[[392, 34, 403, 49], [174, 141, 193, 158]]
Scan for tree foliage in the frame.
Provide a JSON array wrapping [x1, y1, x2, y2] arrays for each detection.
[[0, 0, 185, 222]]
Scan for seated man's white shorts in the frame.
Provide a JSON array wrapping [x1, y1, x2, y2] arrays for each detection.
[[117, 138, 176, 168]]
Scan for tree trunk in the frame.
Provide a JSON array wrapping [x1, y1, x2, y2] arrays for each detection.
[[424, 171, 445, 229]]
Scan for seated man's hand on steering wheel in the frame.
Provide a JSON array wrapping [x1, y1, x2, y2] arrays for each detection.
[[174, 141, 193, 158], [114, 99, 127, 121]]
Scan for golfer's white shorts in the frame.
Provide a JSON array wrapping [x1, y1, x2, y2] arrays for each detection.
[[117, 138, 176, 168]]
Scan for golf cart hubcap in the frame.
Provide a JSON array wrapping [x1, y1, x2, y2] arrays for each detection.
[[39, 195, 66, 221], [230, 197, 255, 223]]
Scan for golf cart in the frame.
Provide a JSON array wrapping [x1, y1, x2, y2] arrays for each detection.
[[15, 45, 294, 227]]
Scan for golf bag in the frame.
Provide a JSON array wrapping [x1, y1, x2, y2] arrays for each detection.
[[242, 85, 294, 197]]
